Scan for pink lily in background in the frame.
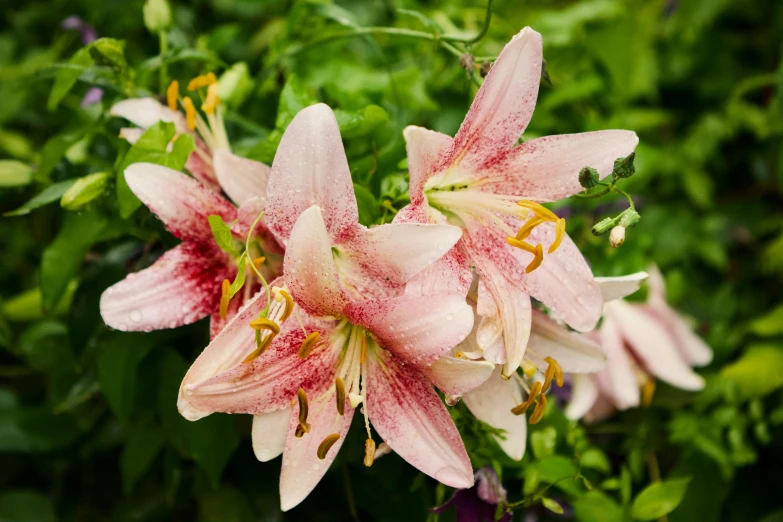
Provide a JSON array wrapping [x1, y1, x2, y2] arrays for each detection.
[[567, 269, 712, 422], [99, 163, 282, 337], [179, 104, 486, 511], [111, 73, 267, 204], [396, 27, 638, 377]]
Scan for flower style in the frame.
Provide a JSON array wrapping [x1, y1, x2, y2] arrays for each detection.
[[178, 104, 487, 511], [397, 27, 639, 378], [99, 162, 282, 337], [111, 73, 264, 203], [566, 268, 712, 422]]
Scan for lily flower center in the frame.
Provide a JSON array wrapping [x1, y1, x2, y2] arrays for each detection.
[[510, 356, 564, 424], [167, 73, 231, 155], [424, 178, 566, 273]]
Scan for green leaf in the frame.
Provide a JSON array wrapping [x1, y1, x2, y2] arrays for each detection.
[[218, 62, 254, 107], [354, 184, 379, 226], [749, 304, 783, 337], [580, 448, 611, 473], [208, 215, 239, 257], [60, 172, 109, 211], [530, 426, 557, 459], [276, 75, 318, 129], [0, 491, 56, 522], [4, 180, 76, 216], [632, 478, 691, 521], [116, 122, 194, 218], [88, 38, 127, 70], [541, 497, 564, 514], [230, 256, 246, 298], [0, 160, 33, 187], [572, 491, 624, 522], [96, 333, 153, 423], [40, 211, 116, 311], [334, 105, 390, 139], [121, 417, 166, 494], [48, 46, 93, 111], [38, 130, 88, 181], [721, 343, 783, 397]]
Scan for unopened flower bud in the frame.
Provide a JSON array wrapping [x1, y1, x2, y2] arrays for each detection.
[[609, 226, 625, 248], [612, 152, 636, 179], [591, 216, 616, 236], [578, 166, 600, 189], [143, 0, 172, 33], [60, 172, 109, 211], [459, 53, 475, 72], [617, 208, 641, 229], [479, 61, 492, 77]]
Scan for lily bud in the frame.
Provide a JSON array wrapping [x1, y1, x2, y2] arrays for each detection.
[[459, 53, 475, 72], [143, 0, 172, 33], [60, 172, 109, 211], [591, 216, 616, 236], [617, 208, 641, 229], [612, 152, 636, 179], [578, 166, 600, 189], [609, 226, 625, 248], [479, 61, 492, 77]]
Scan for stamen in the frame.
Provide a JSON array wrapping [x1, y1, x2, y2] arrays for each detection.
[[364, 438, 376, 467], [279, 289, 294, 322], [548, 218, 566, 254], [525, 244, 544, 273], [187, 72, 217, 91], [166, 80, 179, 111], [219, 279, 230, 319], [545, 356, 564, 387], [243, 333, 274, 363], [642, 380, 655, 407], [455, 350, 484, 360], [202, 83, 220, 114], [360, 334, 367, 363], [515, 216, 544, 241], [298, 332, 320, 359], [529, 393, 548, 424], [335, 377, 346, 415], [252, 256, 266, 270], [517, 200, 559, 222], [511, 382, 542, 415], [249, 318, 280, 334], [317, 433, 341, 459], [505, 236, 539, 254], [295, 388, 310, 437], [182, 97, 196, 131]]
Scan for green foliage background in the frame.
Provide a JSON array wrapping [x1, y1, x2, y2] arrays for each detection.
[[1, 0, 782, 520]]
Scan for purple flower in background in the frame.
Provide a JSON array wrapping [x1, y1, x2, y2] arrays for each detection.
[[433, 467, 512, 522], [61, 16, 103, 107], [81, 87, 103, 107]]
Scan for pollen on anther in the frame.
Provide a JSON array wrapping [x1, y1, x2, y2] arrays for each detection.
[[166, 80, 179, 111]]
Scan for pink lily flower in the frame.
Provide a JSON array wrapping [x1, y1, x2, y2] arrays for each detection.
[[567, 269, 712, 422], [396, 27, 638, 377], [99, 162, 282, 337], [178, 104, 483, 510]]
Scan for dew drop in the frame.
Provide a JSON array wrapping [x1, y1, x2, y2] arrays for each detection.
[[130, 309, 142, 322]]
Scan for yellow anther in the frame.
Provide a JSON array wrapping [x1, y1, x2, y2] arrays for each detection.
[[505, 236, 538, 254], [335, 377, 346, 416], [298, 332, 320, 359], [182, 97, 196, 130], [517, 200, 559, 222], [317, 433, 341, 459], [187, 72, 217, 91], [249, 317, 280, 334], [545, 356, 564, 388], [525, 244, 544, 273], [279, 289, 294, 322], [243, 333, 274, 363], [642, 380, 656, 407], [515, 216, 544, 241], [529, 393, 548, 424], [201, 83, 220, 114], [252, 256, 266, 270], [511, 382, 542, 415], [364, 438, 376, 467], [219, 279, 231, 319], [360, 334, 367, 363], [295, 388, 310, 438], [548, 218, 566, 254], [521, 360, 538, 377], [166, 80, 179, 111]]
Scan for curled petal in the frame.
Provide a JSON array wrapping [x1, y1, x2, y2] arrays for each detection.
[[595, 312, 640, 410], [252, 407, 291, 462], [565, 374, 600, 421], [526, 310, 606, 374], [110, 97, 188, 133], [213, 149, 270, 206], [421, 356, 495, 396], [596, 272, 649, 302], [366, 351, 474, 488]]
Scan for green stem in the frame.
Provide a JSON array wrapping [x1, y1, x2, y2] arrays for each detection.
[[244, 211, 271, 310], [611, 186, 636, 210], [158, 30, 169, 95], [442, 0, 492, 44]]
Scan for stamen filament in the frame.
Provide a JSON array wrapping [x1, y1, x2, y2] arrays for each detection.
[[298, 332, 321, 359], [317, 433, 341, 459], [166, 80, 179, 111], [364, 438, 376, 467], [335, 377, 346, 415], [218, 279, 230, 319]]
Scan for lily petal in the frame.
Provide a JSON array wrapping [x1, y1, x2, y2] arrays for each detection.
[[565, 374, 599, 421], [402, 126, 453, 205], [265, 103, 358, 244], [452, 27, 542, 167], [596, 272, 649, 302], [607, 301, 705, 391], [110, 97, 187, 132], [124, 162, 236, 243], [484, 130, 639, 200], [213, 149, 270, 206], [595, 311, 640, 409], [462, 368, 526, 460], [526, 310, 606, 374], [366, 351, 474, 488], [661, 307, 713, 366], [285, 205, 347, 317], [280, 399, 355, 511], [100, 242, 232, 334], [421, 357, 495, 396], [347, 292, 474, 366], [252, 407, 291, 462]]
